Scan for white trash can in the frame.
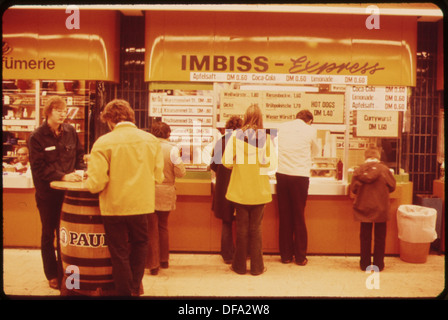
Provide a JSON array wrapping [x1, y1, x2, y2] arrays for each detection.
[[397, 204, 438, 263]]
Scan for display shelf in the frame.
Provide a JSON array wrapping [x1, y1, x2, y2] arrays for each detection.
[[2, 79, 92, 159]]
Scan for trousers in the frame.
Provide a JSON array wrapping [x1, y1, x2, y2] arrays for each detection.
[[232, 203, 265, 275], [221, 220, 235, 263], [147, 211, 170, 270], [276, 173, 309, 263], [360, 222, 387, 270], [102, 214, 149, 296], [36, 192, 64, 283]]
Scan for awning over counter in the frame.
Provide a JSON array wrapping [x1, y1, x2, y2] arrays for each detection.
[[145, 10, 417, 86], [2, 8, 120, 82]]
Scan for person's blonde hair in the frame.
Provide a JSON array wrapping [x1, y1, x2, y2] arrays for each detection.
[[241, 105, 263, 131]]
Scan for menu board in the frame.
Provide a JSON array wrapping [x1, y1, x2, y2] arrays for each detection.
[[220, 90, 344, 124], [348, 86, 407, 111], [306, 94, 344, 124], [150, 94, 214, 140], [149, 92, 165, 117], [356, 110, 399, 137]]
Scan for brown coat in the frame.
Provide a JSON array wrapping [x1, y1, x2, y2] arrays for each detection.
[[350, 161, 396, 222]]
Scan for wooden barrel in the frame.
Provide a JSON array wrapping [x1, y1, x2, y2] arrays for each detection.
[[59, 189, 115, 296]]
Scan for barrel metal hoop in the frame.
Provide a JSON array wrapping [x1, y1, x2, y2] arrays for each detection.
[[64, 197, 99, 207], [66, 273, 114, 281], [66, 190, 98, 199], [61, 211, 103, 224], [62, 253, 112, 267]]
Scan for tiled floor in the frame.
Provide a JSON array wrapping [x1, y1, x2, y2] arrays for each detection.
[[2, 248, 445, 299]]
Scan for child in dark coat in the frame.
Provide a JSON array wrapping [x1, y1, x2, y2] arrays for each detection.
[[350, 147, 396, 271]]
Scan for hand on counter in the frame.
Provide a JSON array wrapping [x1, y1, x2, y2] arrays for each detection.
[[62, 172, 83, 182]]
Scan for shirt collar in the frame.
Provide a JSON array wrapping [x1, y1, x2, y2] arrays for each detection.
[[42, 120, 68, 137], [114, 121, 137, 129]]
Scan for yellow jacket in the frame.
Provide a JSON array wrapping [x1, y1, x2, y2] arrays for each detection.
[[222, 130, 277, 205], [86, 122, 164, 216]]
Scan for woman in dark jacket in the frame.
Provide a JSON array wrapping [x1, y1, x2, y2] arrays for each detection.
[[350, 147, 396, 271], [210, 116, 242, 264]]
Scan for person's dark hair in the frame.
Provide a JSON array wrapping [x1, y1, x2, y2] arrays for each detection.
[[43, 96, 66, 120], [101, 99, 135, 124], [365, 146, 381, 160], [296, 109, 314, 123], [151, 121, 171, 139], [225, 116, 243, 130]]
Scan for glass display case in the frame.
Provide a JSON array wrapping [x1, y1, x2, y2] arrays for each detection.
[[3, 79, 92, 187], [2, 80, 39, 160]]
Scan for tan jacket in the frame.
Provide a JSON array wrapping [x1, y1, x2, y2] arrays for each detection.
[[155, 139, 186, 211], [86, 122, 164, 216]]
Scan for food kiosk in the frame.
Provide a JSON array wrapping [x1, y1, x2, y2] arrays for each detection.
[[144, 10, 416, 254], [3, 7, 430, 255]]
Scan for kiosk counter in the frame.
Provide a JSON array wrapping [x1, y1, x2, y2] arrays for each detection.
[[3, 174, 412, 255]]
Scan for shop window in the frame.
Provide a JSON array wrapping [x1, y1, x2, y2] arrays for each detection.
[[403, 22, 443, 196], [98, 14, 148, 139]]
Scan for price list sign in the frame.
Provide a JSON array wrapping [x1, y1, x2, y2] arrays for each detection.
[[220, 90, 344, 124], [356, 110, 399, 137], [150, 95, 214, 140], [303, 94, 344, 124], [348, 86, 407, 111]]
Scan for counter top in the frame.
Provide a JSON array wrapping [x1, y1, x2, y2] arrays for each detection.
[[2, 173, 34, 189], [211, 177, 349, 196], [50, 180, 90, 191]]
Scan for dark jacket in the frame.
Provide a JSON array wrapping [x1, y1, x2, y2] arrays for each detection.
[[350, 160, 396, 222], [210, 132, 235, 222], [29, 120, 86, 200]]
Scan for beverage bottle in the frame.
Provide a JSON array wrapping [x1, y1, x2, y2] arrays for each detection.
[[337, 159, 343, 180]]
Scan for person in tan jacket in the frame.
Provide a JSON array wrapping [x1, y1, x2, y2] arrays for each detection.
[[146, 121, 186, 275], [350, 146, 396, 271], [86, 99, 164, 296]]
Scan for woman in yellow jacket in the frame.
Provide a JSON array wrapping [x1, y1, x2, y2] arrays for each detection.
[[222, 105, 277, 275]]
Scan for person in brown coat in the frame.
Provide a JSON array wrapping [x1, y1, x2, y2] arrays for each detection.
[[350, 147, 396, 271]]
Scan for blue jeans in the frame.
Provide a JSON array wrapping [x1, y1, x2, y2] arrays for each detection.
[[102, 214, 149, 296], [232, 203, 265, 275]]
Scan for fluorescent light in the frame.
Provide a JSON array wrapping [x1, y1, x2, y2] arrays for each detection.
[[9, 3, 444, 18]]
